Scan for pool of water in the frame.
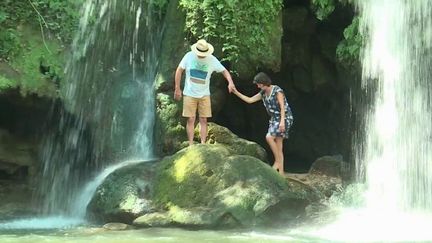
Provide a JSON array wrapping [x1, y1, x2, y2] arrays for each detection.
[[0, 227, 322, 243], [3, 209, 432, 243]]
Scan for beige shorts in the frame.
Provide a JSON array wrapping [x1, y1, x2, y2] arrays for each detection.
[[183, 95, 212, 118]]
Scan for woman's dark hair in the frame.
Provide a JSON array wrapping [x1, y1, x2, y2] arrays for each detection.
[[253, 72, 272, 86]]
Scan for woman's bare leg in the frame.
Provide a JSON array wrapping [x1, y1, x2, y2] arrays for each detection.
[[275, 137, 284, 176], [266, 135, 281, 172]]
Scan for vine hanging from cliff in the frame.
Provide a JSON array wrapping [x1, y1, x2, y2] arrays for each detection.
[[179, 0, 283, 65]]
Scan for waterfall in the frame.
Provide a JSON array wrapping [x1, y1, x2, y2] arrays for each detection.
[[37, 0, 163, 216], [356, 0, 432, 212], [292, 1, 432, 241]]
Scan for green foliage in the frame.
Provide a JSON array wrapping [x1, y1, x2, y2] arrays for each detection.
[[310, 0, 336, 20], [0, 29, 21, 59], [10, 27, 63, 97], [148, 0, 169, 10], [179, 0, 283, 64], [336, 16, 362, 67], [310, 0, 351, 20], [0, 0, 80, 61], [0, 75, 17, 90], [0, 0, 80, 96]]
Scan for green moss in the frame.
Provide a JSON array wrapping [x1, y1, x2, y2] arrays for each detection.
[[155, 93, 186, 154], [0, 75, 17, 90], [0, 0, 81, 96], [9, 26, 63, 97], [154, 145, 232, 208], [336, 16, 362, 68]]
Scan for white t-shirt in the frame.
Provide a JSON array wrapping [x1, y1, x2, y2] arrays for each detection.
[[178, 51, 226, 98]]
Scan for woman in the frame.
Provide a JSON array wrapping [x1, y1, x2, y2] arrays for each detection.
[[233, 72, 293, 176]]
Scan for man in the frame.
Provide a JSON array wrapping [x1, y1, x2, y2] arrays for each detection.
[[174, 39, 235, 145]]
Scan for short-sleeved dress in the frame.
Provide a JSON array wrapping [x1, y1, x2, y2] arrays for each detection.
[[260, 85, 293, 138]]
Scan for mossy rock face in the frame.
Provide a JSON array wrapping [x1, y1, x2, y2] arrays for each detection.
[[1, 26, 63, 97], [155, 93, 185, 155], [154, 0, 187, 92]]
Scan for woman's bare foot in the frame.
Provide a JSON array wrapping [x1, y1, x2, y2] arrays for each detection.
[[278, 170, 285, 177]]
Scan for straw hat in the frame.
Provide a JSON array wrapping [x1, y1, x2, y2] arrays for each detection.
[[191, 39, 214, 57]]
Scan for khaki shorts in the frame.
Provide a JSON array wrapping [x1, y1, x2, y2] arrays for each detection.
[[183, 95, 212, 118]]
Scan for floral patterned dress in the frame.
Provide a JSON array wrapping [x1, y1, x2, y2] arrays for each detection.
[[260, 85, 293, 138]]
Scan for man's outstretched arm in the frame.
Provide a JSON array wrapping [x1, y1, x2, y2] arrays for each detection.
[[174, 67, 184, 100], [222, 69, 235, 93]]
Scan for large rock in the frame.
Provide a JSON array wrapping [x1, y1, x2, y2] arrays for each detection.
[[287, 155, 350, 199], [89, 144, 319, 227], [145, 144, 316, 227], [87, 162, 158, 223]]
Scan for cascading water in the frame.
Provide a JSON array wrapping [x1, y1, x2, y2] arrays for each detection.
[[356, 0, 432, 212], [37, 0, 163, 218], [296, 0, 432, 241]]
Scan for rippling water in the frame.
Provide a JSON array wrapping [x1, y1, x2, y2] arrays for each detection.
[[0, 227, 319, 243]]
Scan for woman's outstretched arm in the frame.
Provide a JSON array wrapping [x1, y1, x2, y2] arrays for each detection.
[[276, 92, 286, 132], [233, 87, 262, 104]]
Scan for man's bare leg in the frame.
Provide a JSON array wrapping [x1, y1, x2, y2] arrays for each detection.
[[199, 117, 208, 144], [186, 116, 196, 145]]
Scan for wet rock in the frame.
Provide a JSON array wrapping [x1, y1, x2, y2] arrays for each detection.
[[0, 129, 36, 177], [309, 155, 345, 178], [102, 222, 131, 230], [133, 212, 172, 227], [87, 162, 158, 224]]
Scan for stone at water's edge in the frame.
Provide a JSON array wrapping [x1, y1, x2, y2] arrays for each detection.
[[102, 222, 131, 231], [87, 162, 158, 223], [88, 144, 320, 228]]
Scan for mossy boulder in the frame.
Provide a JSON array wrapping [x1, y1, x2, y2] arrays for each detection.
[[146, 144, 317, 227], [89, 144, 318, 227]]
